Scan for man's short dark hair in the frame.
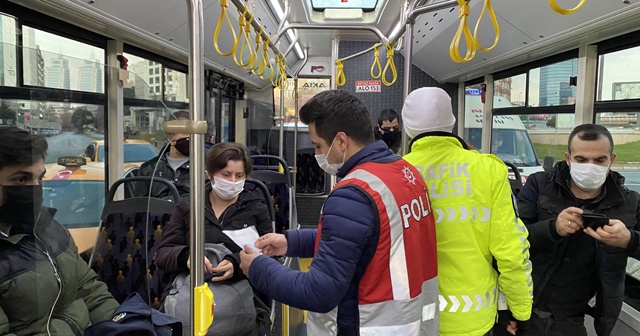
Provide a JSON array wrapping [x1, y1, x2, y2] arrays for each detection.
[[568, 124, 614, 153], [0, 127, 48, 170], [299, 90, 374, 146], [378, 109, 399, 126], [172, 110, 190, 120]]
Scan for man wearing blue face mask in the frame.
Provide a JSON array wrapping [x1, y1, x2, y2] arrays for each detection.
[[0, 126, 119, 335], [239, 90, 440, 336], [516, 124, 640, 336]]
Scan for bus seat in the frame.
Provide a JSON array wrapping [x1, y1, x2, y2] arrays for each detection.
[[503, 161, 524, 197], [245, 178, 276, 233], [88, 176, 180, 305], [251, 155, 298, 233], [244, 178, 277, 332], [296, 148, 325, 195]]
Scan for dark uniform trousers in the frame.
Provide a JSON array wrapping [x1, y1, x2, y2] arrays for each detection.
[[516, 309, 587, 336]]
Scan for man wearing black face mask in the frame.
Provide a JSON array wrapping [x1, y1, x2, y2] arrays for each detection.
[[0, 126, 118, 335], [374, 109, 402, 154], [136, 110, 192, 199]]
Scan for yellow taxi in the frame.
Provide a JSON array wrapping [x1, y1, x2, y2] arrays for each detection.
[[42, 144, 157, 254], [42, 157, 111, 254], [81, 139, 159, 167]]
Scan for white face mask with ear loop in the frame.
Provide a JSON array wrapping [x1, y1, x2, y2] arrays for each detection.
[[569, 162, 610, 192], [211, 176, 245, 200], [315, 137, 346, 176]]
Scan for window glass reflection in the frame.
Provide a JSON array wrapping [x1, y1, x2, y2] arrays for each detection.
[[0, 14, 17, 87], [22, 26, 105, 93], [123, 53, 162, 100], [164, 69, 188, 103], [494, 74, 526, 108], [597, 45, 640, 101], [527, 59, 578, 107]]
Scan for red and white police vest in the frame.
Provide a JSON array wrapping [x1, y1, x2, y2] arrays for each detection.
[[308, 160, 439, 336]]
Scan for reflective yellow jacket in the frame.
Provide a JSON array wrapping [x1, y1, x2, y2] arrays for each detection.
[[404, 135, 532, 336]]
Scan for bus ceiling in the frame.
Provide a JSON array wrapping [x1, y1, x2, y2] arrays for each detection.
[[12, 0, 640, 86]]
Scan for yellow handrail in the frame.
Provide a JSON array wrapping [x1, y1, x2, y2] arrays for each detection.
[[335, 59, 346, 87], [549, 0, 586, 15], [473, 0, 499, 52], [370, 44, 382, 79], [213, 0, 237, 57], [450, 0, 476, 63], [381, 43, 397, 86]]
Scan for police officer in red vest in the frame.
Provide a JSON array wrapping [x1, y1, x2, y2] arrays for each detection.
[[240, 90, 439, 336]]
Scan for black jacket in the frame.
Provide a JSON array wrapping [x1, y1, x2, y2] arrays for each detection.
[[373, 126, 401, 154], [517, 161, 640, 336], [136, 153, 190, 199], [155, 184, 272, 285]]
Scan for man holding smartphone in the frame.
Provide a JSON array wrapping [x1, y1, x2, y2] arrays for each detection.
[[517, 124, 640, 336]]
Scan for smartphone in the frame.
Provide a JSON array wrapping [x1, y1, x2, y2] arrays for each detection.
[[204, 272, 225, 282], [581, 213, 609, 230]]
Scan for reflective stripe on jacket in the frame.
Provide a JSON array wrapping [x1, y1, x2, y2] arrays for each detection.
[[308, 160, 439, 336], [404, 134, 533, 336]]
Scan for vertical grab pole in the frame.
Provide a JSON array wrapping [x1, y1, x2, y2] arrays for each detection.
[[279, 89, 286, 160], [292, 48, 309, 194], [481, 75, 494, 154], [329, 38, 340, 188], [401, 19, 414, 155], [186, 0, 209, 335]]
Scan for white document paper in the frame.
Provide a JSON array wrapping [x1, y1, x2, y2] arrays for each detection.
[[222, 226, 261, 252]]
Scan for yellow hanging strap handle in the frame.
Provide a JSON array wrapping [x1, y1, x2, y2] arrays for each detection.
[[261, 48, 275, 82], [233, 7, 255, 68], [232, 14, 247, 65], [271, 54, 281, 87], [370, 44, 382, 79], [278, 55, 289, 90], [473, 0, 500, 52], [450, 0, 476, 63], [549, 0, 586, 15], [381, 43, 397, 86], [256, 36, 271, 78], [242, 9, 257, 70], [252, 29, 266, 76], [249, 28, 261, 70], [214, 0, 237, 57], [335, 60, 346, 87], [272, 54, 287, 89], [241, 19, 257, 69]]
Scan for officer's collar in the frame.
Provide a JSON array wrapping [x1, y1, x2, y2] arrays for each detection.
[[408, 131, 469, 153]]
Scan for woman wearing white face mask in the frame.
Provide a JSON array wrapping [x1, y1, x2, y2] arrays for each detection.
[[156, 142, 273, 285]]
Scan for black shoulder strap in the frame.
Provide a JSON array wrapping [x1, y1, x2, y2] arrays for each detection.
[[253, 296, 273, 336]]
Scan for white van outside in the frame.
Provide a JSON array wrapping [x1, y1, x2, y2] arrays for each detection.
[[463, 91, 544, 183]]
